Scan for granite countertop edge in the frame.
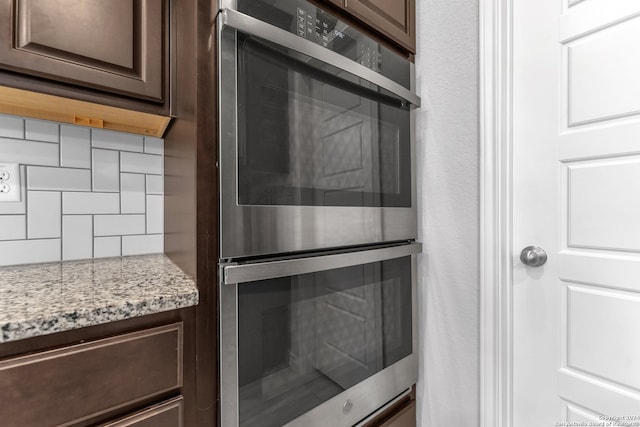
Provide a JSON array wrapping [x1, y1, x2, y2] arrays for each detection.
[[0, 254, 199, 344]]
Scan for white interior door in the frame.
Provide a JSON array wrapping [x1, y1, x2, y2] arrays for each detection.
[[513, 0, 640, 424]]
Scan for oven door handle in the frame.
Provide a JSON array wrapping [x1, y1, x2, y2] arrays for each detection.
[[218, 8, 421, 108], [221, 242, 421, 285]]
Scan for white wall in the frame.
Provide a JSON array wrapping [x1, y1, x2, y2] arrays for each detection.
[[415, 0, 480, 425]]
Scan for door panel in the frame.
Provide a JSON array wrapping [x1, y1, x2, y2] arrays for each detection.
[[566, 16, 640, 125], [17, 0, 135, 70], [559, 252, 640, 291], [566, 285, 640, 389], [566, 158, 640, 251], [514, 0, 640, 424], [0, 0, 166, 101], [558, 369, 640, 416]]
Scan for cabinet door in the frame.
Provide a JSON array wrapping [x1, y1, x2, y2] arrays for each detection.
[[0, 0, 167, 102], [343, 0, 415, 53]]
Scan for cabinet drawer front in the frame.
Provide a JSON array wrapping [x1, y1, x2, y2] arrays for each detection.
[[0, 323, 183, 427], [380, 400, 416, 427], [101, 397, 183, 427]]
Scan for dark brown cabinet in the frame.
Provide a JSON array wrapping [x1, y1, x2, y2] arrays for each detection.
[[0, 319, 192, 427], [328, 0, 416, 54], [379, 401, 417, 427], [0, 0, 169, 109], [362, 388, 417, 427], [100, 397, 184, 427]]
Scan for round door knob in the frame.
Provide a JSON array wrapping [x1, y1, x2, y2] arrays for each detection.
[[520, 246, 547, 267]]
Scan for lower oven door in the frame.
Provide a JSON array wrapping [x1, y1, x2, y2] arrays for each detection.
[[219, 243, 420, 427]]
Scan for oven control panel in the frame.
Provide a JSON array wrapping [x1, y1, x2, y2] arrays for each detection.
[[237, 0, 410, 89], [294, 6, 381, 72]]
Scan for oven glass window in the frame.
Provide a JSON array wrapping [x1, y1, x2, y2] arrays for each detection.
[[237, 256, 412, 426], [237, 35, 411, 207]]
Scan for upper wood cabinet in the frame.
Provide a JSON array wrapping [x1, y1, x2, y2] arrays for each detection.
[[338, 0, 416, 54], [0, 0, 168, 104]]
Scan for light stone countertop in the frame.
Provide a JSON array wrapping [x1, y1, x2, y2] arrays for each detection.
[[0, 254, 198, 343]]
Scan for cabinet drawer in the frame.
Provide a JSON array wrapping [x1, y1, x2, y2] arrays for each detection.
[[380, 400, 416, 427], [101, 397, 183, 427], [0, 323, 183, 427]]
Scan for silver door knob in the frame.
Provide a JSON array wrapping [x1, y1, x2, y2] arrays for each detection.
[[520, 246, 547, 267]]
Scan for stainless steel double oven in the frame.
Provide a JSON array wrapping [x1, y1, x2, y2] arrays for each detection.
[[218, 0, 421, 425]]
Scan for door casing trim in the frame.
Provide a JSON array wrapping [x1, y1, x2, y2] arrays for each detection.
[[479, 0, 513, 426]]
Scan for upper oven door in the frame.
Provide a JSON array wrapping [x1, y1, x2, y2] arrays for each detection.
[[218, 5, 420, 259]]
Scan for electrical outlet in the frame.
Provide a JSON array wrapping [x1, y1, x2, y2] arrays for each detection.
[[0, 163, 21, 202]]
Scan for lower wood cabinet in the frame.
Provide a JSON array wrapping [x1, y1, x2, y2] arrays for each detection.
[[363, 388, 417, 427], [100, 396, 184, 427], [0, 323, 183, 427], [379, 400, 416, 427]]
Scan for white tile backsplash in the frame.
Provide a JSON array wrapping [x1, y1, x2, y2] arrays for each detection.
[[25, 119, 59, 143], [144, 136, 163, 155], [0, 138, 59, 166], [121, 152, 162, 175], [122, 234, 163, 256], [94, 214, 146, 236], [60, 125, 91, 168], [27, 166, 91, 191], [92, 149, 120, 192], [63, 192, 120, 215], [27, 191, 61, 239], [63, 215, 93, 261], [0, 239, 61, 266], [92, 129, 144, 152], [0, 215, 26, 240], [121, 173, 145, 213], [146, 195, 163, 234], [94, 236, 121, 258], [0, 115, 24, 139], [0, 114, 164, 266], [146, 175, 163, 195]]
